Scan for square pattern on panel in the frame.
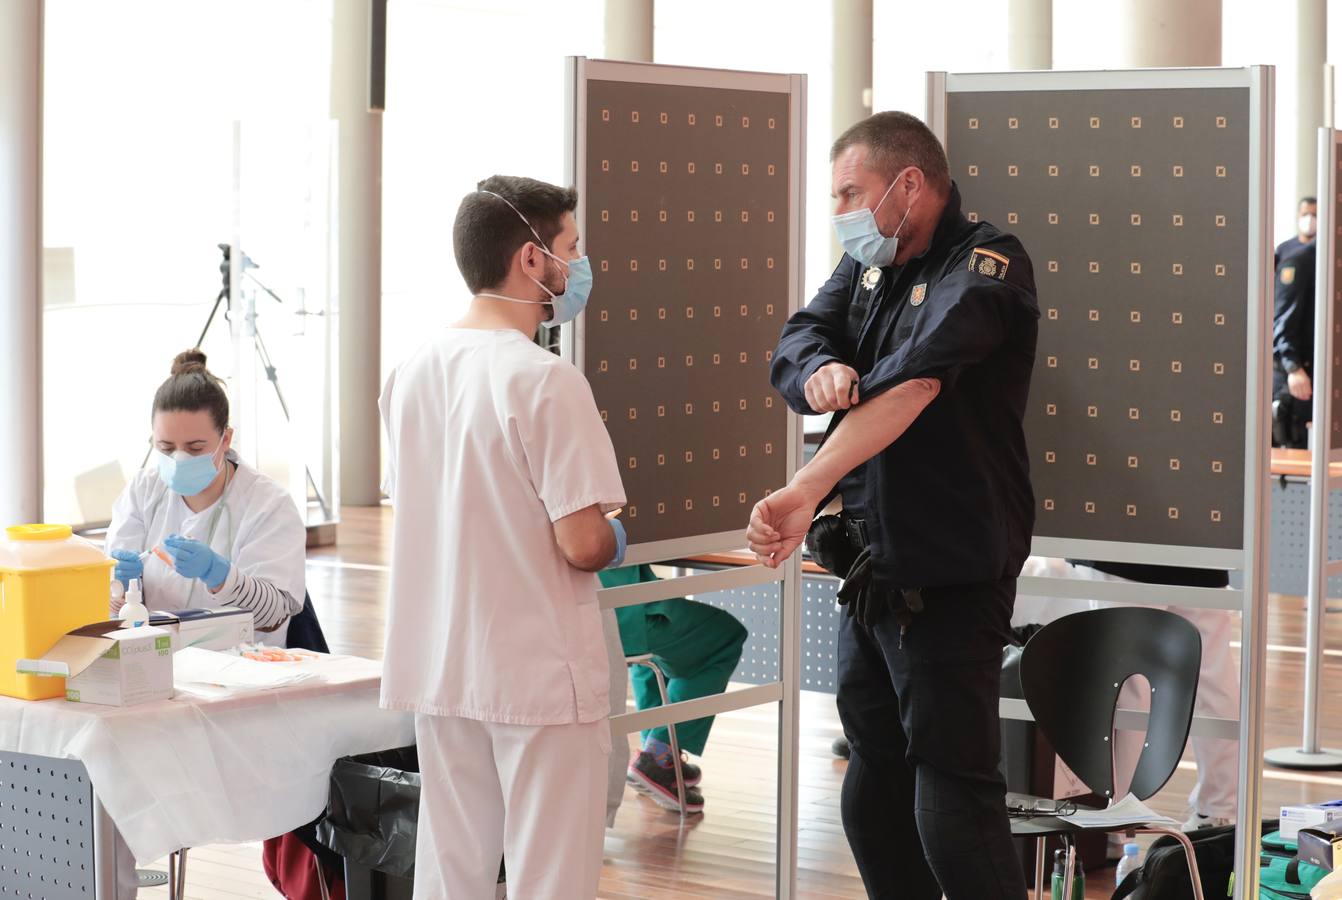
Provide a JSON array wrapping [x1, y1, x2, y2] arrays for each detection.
[[949, 88, 1250, 549], [582, 79, 792, 546]]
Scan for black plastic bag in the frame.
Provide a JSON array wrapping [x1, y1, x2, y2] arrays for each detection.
[[316, 747, 422, 880]]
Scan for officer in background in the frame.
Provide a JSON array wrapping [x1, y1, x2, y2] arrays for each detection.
[[746, 111, 1038, 900], [1273, 196, 1317, 448]]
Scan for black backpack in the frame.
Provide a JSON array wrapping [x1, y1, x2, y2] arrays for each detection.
[[1112, 825, 1237, 900]]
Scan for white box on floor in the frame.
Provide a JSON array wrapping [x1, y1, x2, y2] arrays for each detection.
[[151, 607, 254, 652], [1281, 800, 1342, 840], [16, 621, 174, 706]]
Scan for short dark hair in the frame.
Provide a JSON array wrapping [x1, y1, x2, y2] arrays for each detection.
[[153, 349, 229, 431], [453, 175, 578, 293], [1301, 196, 1318, 206], [830, 111, 951, 193]]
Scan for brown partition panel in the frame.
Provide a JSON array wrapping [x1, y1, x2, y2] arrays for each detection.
[[948, 88, 1251, 549], [580, 78, 793, 547]]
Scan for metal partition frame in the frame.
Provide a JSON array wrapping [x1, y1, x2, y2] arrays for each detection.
[[929, 66, 1273, 900], [565, 57, 807, 899], [1266, 127, 1342, 770]]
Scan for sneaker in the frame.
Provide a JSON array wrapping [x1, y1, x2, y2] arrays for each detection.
[[678, 754, 703, 787], [1182, 811, 1233, 832], [627, 751, 705, 814], [624, 750, 702, 787]]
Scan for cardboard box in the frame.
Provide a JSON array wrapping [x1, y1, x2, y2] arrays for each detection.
[[1300, 819, 1342, 870], [1282, 800, 1342, 840], [150, 607, 254, 652], [16, 622, 174, 707]]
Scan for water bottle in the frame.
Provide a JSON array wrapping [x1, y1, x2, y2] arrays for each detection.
[[1051, 848, 1084, 900], [1116, 842, 1142, 887]]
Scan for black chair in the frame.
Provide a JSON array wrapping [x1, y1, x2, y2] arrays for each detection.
[[1010, 607, 1206, 900], [287, 591, 331, 653]]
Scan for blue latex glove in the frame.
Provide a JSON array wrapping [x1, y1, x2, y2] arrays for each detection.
[[603, 517, 628, 570], [109, 550, 143, 589], [162, 534, 231, 591]]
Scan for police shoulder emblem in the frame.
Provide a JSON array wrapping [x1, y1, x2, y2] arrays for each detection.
[[862, 266, 882, 290], [968, 247, 1010, 281], [1282, 266, 1296, 285], [910, 283, 928, 306]]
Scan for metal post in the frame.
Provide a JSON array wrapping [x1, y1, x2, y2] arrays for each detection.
[[1233, 64, 1275, 900], [1265, 127, 1342, 769]]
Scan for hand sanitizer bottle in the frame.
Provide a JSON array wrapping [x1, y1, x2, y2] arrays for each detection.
[[121, 578, 148, 628]]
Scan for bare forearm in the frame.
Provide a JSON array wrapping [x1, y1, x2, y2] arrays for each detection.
[[792, 377, 941, 500]]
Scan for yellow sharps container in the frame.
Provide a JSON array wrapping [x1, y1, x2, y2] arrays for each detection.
[[0, 524, 115, 700]]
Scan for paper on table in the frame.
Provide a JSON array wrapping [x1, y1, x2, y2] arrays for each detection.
[[1066, 793, 1177, 829], [174, 647, 317, 690]]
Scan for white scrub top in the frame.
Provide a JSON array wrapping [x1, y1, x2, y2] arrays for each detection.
[[379, 328, 626, 726], [105, 453, 307, 647]]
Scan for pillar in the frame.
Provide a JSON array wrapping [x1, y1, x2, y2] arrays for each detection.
[[1299, 0, 1326, 200], [1115, 0, 1221, 67], [0, 0, 43, 525], [331, 0, 384, 506], [604, 0, 653, 62], [832, 0, 873, 264], [1007, 0, 1052, 70]]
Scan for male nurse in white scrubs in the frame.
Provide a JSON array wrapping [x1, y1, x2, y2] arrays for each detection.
[[380, 174, 627, 899]]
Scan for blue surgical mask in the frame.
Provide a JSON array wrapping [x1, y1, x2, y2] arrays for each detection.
[[476, 189, 593, 325], [832, 172, 915, 268], [156, 440, 224, 496], [531, 252, 592, 326]]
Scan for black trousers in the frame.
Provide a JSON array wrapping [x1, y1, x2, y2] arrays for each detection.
[[836, 578, 1027, 900]]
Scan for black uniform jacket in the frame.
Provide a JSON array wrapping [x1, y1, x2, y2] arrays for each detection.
[[771, 183, 1040, 593], [1273, 237, 1316, 374]]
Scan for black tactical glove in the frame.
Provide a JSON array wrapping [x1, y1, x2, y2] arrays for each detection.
[[836, 548, 883, 628]]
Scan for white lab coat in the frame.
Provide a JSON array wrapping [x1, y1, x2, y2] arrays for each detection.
[[378, 329, 625, 724], [105, 453, 306, 648], [380, 328, 626, 898]]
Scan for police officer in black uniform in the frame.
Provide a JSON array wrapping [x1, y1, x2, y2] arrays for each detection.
[[1272, 196, 1317, 448], [746, 112, 1037, 899]]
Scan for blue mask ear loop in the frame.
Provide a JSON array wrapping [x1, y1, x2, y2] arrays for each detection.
[[876, 171, 917, 241]]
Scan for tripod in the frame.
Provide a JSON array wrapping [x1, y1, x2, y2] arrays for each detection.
[[139, 245, 332, 522]]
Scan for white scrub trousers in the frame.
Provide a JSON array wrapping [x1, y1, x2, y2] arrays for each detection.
[[413, 713, 610, 899]]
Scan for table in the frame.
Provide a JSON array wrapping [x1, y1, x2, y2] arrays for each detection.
[[0, 655, 413, 898]]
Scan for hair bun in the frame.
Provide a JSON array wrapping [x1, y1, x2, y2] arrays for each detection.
[[171, 349, 209, 376]]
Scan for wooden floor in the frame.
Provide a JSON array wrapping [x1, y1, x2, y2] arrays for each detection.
[[140, 505, 1342, 898]]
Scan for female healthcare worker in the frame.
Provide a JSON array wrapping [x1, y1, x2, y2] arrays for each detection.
[[105, 349, 306, 645], [103, 349, 307, 898]]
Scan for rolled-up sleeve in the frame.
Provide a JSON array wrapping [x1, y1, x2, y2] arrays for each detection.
[[860, 246, 1037, 399], [770, 257, 860, 414]]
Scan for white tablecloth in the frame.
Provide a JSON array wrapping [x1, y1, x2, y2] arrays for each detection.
[[0, 655, 414, 861]]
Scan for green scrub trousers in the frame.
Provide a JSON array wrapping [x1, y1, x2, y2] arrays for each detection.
[[599, 565, 748, 757]]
